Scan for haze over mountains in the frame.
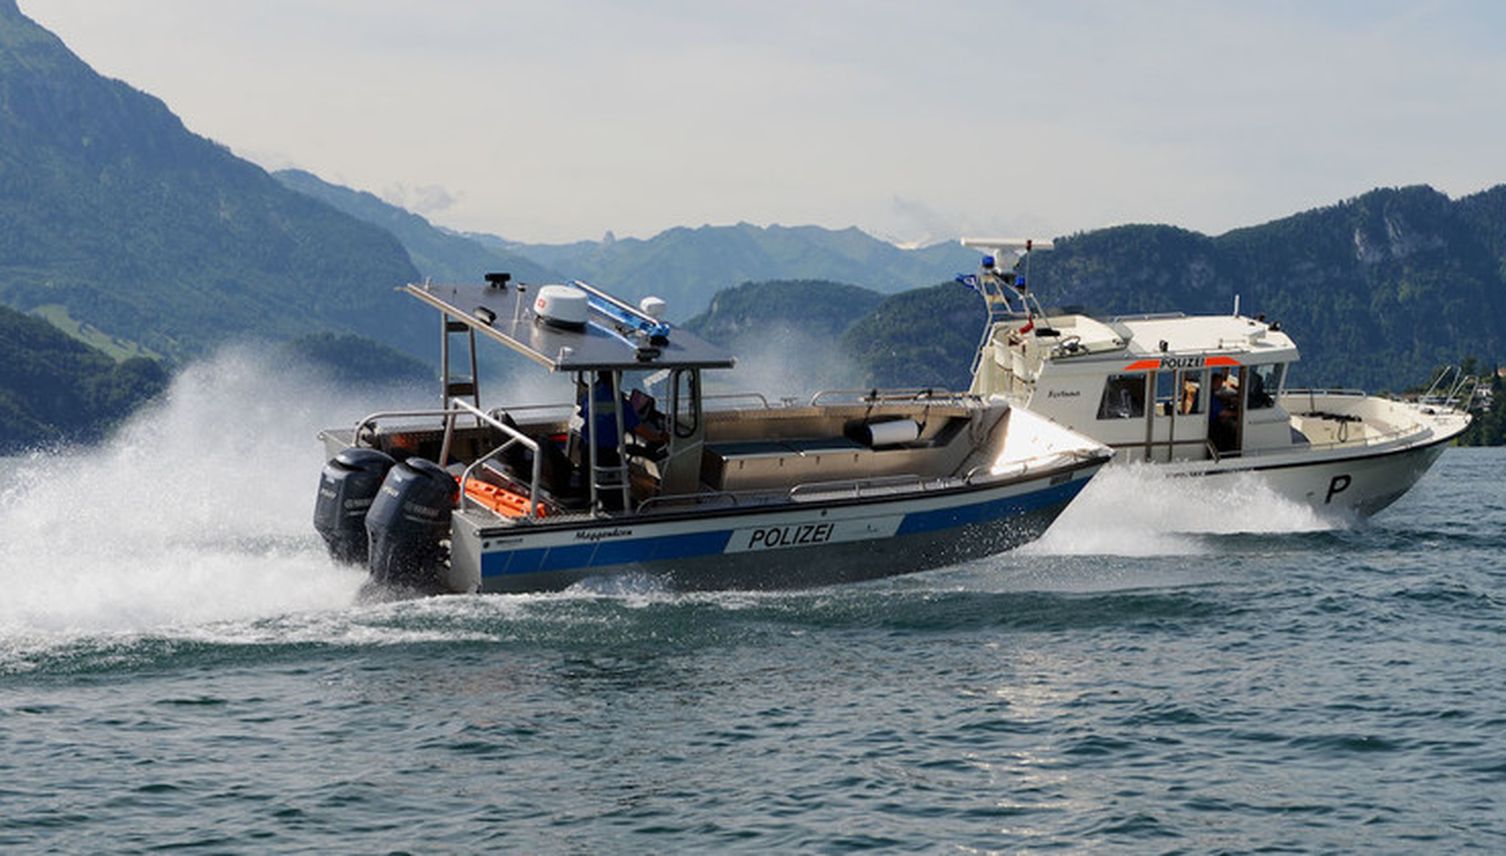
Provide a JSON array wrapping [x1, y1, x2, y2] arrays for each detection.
[[0, 0, 1503, 448], [272, 167, 977, 321]]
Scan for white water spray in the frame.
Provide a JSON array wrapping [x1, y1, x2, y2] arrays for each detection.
[[1022, 464, 1335, 557], [0, 347, 435, 639], [702, 324, 862, 401]]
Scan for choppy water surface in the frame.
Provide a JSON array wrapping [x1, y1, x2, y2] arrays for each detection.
[[2, 353, 1503, 852]]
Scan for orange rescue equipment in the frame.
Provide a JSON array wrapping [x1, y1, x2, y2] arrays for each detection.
[[458, 476, 552, 519]]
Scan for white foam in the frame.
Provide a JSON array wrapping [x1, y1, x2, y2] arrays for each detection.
[[0, 346, 434, 641], [704, 324, 862, 401], [1022, 463, 1334, 557]]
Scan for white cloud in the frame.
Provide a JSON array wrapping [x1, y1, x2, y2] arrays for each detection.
[[380, 183, 460, 216]]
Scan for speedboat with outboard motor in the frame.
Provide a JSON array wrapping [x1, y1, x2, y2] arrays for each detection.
[[314, 273, 1110, 593], [955, 239, 1471, 519]]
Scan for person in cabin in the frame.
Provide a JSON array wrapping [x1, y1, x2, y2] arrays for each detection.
[[576, 372, 667, 468], [1248, 367, 1273, 409], [1181, 376, 1201, 415], [1209, 371, 1240, 452]]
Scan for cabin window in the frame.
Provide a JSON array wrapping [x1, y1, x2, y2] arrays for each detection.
[[671, 369, 700, 438], [1178, 368, 1206, 415], [1153, 371, 1178, 416], [1248, 364, 1283, 410], [1097, 373, 1146, 420]]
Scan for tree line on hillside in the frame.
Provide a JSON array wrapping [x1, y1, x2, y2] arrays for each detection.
[[0, 304, 167, 453]]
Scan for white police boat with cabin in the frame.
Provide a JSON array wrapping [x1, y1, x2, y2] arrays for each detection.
[[957, 239, 1471, 519], [313, 273, 1111, 593]]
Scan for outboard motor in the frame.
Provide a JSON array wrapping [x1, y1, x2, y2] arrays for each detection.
[[365, 457, 457, 591], [314, 448, 397, 563]]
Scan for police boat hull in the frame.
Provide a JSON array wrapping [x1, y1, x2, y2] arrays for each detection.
[[956, 239, 1472, 520], [314, 275, 1111, 594]]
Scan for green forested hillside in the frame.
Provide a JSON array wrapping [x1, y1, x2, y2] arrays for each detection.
[[1024, 186, 1506, 389], [1461, 374, 1505, 445], [702, 187, 1506, 402], [839, 283, 986, 392], [683, 279, 883, 347], [0, 301, 167, 452], [0, 3, 429, 362]]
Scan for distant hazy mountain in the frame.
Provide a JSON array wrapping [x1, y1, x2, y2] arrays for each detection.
[[271, 171, 975, 324], [273, 169, 560, 285], [0, 1, 429, 361], [476, 223, 979, 320]]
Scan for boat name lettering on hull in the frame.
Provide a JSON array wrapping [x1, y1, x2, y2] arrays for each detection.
[[1325, 474, 1352, 504], [725, 515, 905, 553], [576, 527, 634, 542]]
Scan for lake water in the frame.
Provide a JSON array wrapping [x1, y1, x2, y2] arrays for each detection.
[[2, 352, 1503, 852]]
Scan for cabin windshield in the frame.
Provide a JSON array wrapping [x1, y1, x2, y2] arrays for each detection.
[[1247, 363, 1284, 410]]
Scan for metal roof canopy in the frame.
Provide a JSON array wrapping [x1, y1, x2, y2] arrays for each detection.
[[404, 281, 736, 372]]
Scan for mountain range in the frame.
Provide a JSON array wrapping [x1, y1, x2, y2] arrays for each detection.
[[272, 168, 977, 322], [1021, 185, 1506, 390], [683, 185, 1506, 394], [484, 223, 977, 320], [0, 0, 428, 362], [0, 0, 1503, 451]]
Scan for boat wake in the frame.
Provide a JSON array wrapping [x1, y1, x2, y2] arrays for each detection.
[[1021, 463, 1336, 557]]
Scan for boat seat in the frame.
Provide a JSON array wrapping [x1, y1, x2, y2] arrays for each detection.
[[702, 437, 876, 491], [708, 437, 865, 458]]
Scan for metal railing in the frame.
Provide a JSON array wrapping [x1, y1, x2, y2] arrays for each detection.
[[807, 388, 982, 407], [701, 392, 773, 410], [447, 399, 546, 522], [345, 402, 548, 523], [788, 474, 929, 499], [1282, 388, 1367, 398], [351, 406, 473, 447], [632, 445, 1099, 515], [1108, 311, 1189, 322], [1227, 423, 1419, 459], [689, 388, 988, 412], [1417, 366, 1479, 412], [486, 401, 576, 421]]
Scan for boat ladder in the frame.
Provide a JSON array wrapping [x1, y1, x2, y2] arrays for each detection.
[[440, 314, 481, 419]]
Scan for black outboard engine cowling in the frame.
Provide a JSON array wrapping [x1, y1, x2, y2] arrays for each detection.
[[314, 448, 397, 563], [365, 457, 457, 591]]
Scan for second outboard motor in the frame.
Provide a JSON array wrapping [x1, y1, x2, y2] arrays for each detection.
[[314, 448, 397, 563], [365, 457, 457, 591]]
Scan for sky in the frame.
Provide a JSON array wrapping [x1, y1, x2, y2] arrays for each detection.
[[21, 1, 1506, 245]]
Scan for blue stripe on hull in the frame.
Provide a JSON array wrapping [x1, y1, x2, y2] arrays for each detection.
[[896, 478, 1085, 536], [481, 478, 1088, 580]]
